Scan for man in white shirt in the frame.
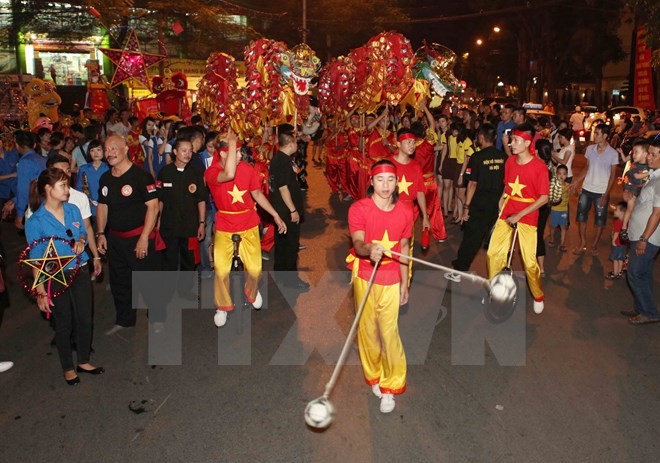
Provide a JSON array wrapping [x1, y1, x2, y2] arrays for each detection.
[[622, 140, 660, 324], [570, 124, 619, 254], [569, 106, 585, 132]]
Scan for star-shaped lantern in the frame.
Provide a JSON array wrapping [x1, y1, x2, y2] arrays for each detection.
[[99, 30, 166, 90], [21, 238, 77, 289]]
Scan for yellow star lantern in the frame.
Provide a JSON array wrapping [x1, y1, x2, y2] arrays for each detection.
[[21, 238, 77, 289], [508, 175, 527, 198], [398, 175, 413, 196], [227, 184, 247, 204], [372, 230, 399, 258]]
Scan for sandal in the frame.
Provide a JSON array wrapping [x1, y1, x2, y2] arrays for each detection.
[[559, 246, 567, 252], [628, 314, 660, 325], [572, 247, 587, 255], [605, 272, 618, 280]]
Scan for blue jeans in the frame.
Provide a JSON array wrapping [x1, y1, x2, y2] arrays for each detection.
[[626, 241, 660, 319], [576, 189, 607, 227]]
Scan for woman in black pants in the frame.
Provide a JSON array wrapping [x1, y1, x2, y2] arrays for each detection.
[[25, 167, 103, 385]]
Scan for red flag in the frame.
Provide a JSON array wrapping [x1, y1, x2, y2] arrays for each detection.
[[88, 7, 101, 18]]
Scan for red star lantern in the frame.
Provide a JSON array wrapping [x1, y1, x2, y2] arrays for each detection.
[[99, 30, 166, 90]]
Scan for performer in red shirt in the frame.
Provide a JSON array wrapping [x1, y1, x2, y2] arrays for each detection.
[[411, 102, 446, 242], [205, 131, 286, 327], [324, 118, 347, 195], [347, 159, 413, 414], [390, 128, 430, 284], [344, 112, 362, 200], [360, 107, 396, 197], [486, 123, 549, 314]]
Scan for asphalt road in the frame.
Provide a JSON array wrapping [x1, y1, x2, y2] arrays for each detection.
[[1, 153, 658, 463]]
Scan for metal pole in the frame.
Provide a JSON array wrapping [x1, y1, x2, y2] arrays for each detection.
[[302, 0, 307, 44]]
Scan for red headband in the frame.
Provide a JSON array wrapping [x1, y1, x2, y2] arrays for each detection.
[[512, 130, 536, 155], [397, 133, 416, 142], [370, 164, 397, 177]]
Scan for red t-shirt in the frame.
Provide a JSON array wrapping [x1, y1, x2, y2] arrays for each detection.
[[367, 129, 395, 162], [348, 197, 414, 285], [500, 155, 550, 227], [390, 155, 425, 201], [414, 139, 435, 175], [347, 128, 360, 151], [205, 159, 261, 232]]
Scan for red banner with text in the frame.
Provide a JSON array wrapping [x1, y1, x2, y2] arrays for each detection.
[[633, 27, 655, 111]]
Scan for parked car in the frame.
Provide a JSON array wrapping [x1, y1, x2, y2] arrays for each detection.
[[605, 106, 647, 125]]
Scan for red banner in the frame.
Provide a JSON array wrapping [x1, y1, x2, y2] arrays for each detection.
[[633, 27, 655, 111]]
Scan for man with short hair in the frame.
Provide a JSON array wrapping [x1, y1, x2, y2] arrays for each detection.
[[14, 131, 46, 230], [570, 123, 618, 255], [269, 126, 309, 289], [452, 123, 507, 272], [496, 104, 515, 152], [487, 122, 549, 314], [622, 140, 660, 324]]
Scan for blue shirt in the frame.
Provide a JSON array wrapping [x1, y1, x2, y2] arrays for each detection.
[[0, 148, 19, 199], [25, 202, 89, 269], [75, 162, 109, 216], [496, 120, 515, 151], [16, 150, 47, 218]]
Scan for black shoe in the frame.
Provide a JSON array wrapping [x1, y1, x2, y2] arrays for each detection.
[[65, 376, 80, 386], [76, 366, 105, 375]]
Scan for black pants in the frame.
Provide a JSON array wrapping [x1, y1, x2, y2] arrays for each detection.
[[108, 233, 163, 326], [52, 266, 93, 371], [274, 219, 300, 274], [162, 235, 196, 297], [536, 205, 551, 258], [453, 200, 500, 271]]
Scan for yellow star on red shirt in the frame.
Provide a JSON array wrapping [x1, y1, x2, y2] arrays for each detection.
[[227, 184, 247, 204], [398, 175, 413, 196], [508, 175, 527, 198], [372, 230, 398, 257], [22, 238, 77, 289]]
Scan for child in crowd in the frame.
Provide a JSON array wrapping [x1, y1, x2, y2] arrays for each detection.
[[548, 164, 570, 251], [618, 138, 650, 241], [606, 201, 627, 280]]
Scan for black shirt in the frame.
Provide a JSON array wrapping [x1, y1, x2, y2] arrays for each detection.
[[464, 146, 507, 200], [157, 163, 207, 237], [269, 150, 304, 221], [98, 164, 158, 232]]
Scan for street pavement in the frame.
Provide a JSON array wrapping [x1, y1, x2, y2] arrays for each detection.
[[1, 153, 659, 462]]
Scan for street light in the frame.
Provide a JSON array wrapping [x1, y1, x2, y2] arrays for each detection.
[[476, 39, 483, 46], [493, 26, 501, 33]]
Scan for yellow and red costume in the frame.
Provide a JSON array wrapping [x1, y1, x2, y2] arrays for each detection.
[[205, 158, 262, 310], [415, 134, 446, 241], [347, 194, 413, 395], [486, 151, 549, 302], [390, 147, 425, 284]]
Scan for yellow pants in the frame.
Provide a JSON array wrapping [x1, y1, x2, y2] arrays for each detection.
[[486, 219, 544, 301], [214, 226, 262, 310], [353, 277, 407, 395]]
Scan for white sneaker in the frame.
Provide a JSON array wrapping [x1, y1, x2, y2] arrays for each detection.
[[214, 310, 227, 327], [380, 393, 395, 413], [0, 361, 14, 373], [371, 384, 383, 399], [252, 291, 263, 310], [105, 324, 126, 336], [444, 272, 462, 283], [533, 300, 544, 314]]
